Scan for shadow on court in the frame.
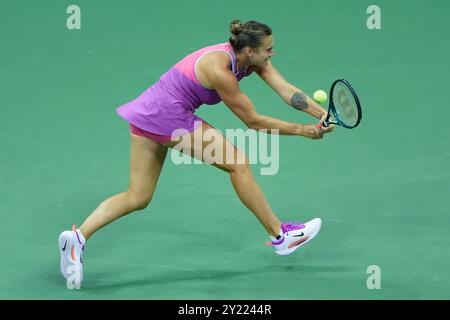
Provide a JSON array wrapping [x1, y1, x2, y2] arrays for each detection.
[[82, 264, 355, 292]]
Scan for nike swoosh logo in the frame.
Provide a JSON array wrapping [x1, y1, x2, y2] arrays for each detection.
[[61, 240, 67, 251], [293, 232, 304, 237]]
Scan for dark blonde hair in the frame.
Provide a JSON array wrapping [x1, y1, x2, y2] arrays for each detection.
[[229, 19, 272, 52]]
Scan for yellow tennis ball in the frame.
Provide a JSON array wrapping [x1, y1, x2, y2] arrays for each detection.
[[313, 90, 327, 104]]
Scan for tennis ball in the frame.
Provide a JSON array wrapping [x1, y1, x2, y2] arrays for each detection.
[[313, 90, 327, 104]]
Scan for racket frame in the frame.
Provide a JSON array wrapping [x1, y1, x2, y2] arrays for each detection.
[[323, 79, 362, 129]]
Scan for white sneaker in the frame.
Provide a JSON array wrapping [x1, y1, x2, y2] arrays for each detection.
[[58, 225, 85, 289], [266, 218, 322, 256]]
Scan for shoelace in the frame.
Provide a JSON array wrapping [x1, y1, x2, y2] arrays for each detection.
[[282, 221, 305, 232], [264, 221, 306, 246]]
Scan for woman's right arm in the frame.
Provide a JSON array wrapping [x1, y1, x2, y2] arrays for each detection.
[[204, 56, 327, 139]]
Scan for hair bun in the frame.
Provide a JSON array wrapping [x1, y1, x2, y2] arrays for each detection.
[[230, 19, 243, 35]]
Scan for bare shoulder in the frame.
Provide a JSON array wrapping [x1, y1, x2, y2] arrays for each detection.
[[196, 51, 233, 89], [201, 51, 231, 68]]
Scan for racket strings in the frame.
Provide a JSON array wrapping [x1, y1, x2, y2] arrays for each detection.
[[333, 82, 359, 126]]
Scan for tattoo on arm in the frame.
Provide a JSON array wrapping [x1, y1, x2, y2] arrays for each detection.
[[290, 92, 309, 111]]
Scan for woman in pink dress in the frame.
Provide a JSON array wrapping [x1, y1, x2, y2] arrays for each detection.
[[58, 19, 334, 289]]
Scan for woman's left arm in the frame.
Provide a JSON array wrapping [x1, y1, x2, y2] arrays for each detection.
[[254, 61, 327, 120]]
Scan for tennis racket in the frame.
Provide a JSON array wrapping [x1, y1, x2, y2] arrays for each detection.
[[316, 79, 362, 129]]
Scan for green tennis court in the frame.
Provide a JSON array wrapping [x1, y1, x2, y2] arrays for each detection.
[[1, 0, 449, 299]]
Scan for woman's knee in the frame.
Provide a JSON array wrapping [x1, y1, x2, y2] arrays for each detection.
[[220, 148, 250, 174], [228, 160, 251, 175], [128, 190, 153, 210]]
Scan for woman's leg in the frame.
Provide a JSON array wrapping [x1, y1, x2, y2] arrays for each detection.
[[164, 121, 281, 236], [79, 133, 168, 241]]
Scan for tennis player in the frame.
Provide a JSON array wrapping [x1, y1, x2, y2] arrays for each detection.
[[58, 19, 334, 288]]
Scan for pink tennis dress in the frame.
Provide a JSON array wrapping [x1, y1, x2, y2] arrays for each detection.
[[116, 43, 253, 136]]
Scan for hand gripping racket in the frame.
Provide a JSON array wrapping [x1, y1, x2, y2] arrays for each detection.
[[316, 79, 362, 129]]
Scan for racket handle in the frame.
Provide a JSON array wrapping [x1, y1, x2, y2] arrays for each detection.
[[316, 120, 329, 129]]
